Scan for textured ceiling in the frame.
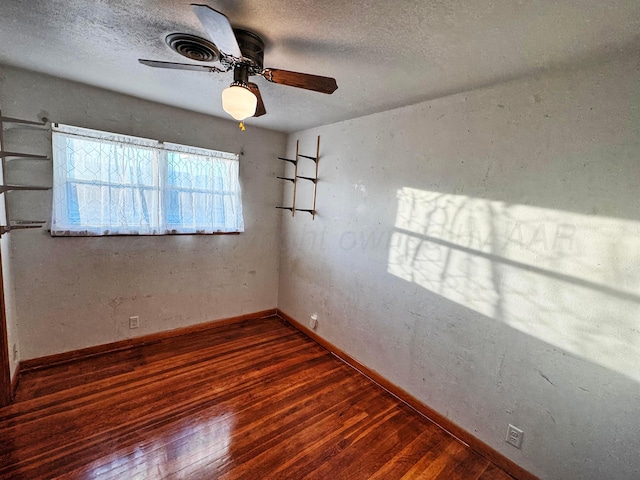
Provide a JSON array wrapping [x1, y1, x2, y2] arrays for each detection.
[[0, 0, 638, 132]]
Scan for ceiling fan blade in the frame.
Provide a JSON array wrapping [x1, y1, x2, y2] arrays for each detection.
[[139, 59, 224, 73], [262, 68, 338, 94], [248, 83, 266, 117], [191, 4, 242, 59]]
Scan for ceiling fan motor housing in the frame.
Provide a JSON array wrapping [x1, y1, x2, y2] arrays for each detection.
[[233, 29, 265, 71]]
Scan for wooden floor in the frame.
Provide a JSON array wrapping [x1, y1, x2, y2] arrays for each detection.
[[0, 316, 514, 479]]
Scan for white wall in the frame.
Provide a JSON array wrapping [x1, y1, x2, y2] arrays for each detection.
[[278, 52, 640, 479], [0, 65, 286, 360]]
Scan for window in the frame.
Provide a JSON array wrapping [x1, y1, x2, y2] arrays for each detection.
[[51, 125, 244, 235]]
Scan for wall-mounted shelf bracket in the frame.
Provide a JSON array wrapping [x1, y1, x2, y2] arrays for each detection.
[[0, 222, 45, 236], [276, 136, 320, 219], [294, 209, 315, 216], [276, 136, 320, 220], [310, 136, 320, 220], [0, 109, 52, 237], [0, 185, 51, 193], [276, 140, 300, 217], [12, 220, 46, 226], [277, 157, 297, 165], [0, 152, 49, 160], [0, 116, 47, 127], [296, 176, 317, 184]]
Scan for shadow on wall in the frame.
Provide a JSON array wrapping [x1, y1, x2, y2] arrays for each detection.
[[387, 187, 640, 383]]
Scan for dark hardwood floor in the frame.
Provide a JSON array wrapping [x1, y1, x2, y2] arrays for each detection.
[[0, 316, 514, 479]]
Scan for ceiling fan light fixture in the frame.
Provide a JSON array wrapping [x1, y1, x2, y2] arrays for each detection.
[[139, 6, 339, 124], [222, 84, 257, 121]]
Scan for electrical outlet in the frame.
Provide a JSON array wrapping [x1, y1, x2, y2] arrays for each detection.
[[129, 316, 140, 329], [310, 313, 318, 330], [506, 424, 524, 449]]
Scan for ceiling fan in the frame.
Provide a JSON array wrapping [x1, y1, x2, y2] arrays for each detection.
[[139, 4, 338, 126]]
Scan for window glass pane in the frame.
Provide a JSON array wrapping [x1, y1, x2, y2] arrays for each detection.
[[166, 151, 239, 230], [51, 125, 243, 236]]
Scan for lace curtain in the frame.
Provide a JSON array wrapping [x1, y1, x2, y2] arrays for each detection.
[[51, 125, 244, 235]]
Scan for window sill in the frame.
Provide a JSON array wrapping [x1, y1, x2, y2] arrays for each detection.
[[48, 230, 241, 237]]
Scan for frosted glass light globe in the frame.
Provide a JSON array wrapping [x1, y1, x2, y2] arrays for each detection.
[[221, 85, 257, 121]]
